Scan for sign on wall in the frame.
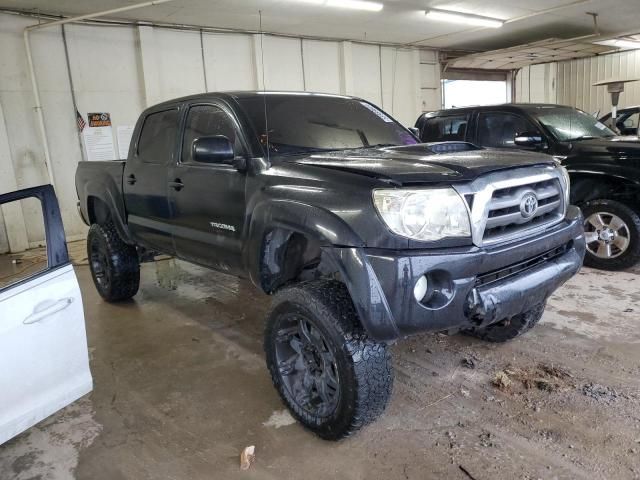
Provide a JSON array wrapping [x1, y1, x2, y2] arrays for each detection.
[[116, 125, 134, 160], [87, 112, 112, 128], [82, 112, 116, 161]]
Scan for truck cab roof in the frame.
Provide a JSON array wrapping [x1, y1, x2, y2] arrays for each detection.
[[147, 90, 360, 111], [421, 103, 579, 118]]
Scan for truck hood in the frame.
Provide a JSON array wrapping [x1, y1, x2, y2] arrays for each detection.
[[566, 136, 640, 161], [289, 144, 555, 185]]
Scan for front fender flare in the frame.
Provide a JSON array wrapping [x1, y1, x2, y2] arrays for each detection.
[[245, 200, 364, 286]]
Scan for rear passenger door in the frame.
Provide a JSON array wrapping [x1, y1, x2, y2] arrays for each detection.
[[474, 111, 542, 149], [123, 107, 179, 254], [419, 114, 470, 143], [168, 102, 249, 274]]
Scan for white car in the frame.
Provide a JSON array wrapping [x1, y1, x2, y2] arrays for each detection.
[[0, 184, 92, 445]]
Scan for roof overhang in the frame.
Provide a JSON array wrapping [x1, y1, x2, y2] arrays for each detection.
[[446, 38, 615, 70]]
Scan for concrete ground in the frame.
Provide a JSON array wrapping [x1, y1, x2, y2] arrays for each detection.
[[1, 244, 639, 480]]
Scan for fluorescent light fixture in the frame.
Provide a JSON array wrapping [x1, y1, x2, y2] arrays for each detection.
[[326, 0, 383, 11], [425, 8, 504, 28], [595, 38, 640, 50], [295, 0, 384, 11]]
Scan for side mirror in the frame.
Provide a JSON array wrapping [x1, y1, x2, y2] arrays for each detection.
[[408, 126, 420, 138], [514, 131, 544, 147], [192, 135, 234, 164]]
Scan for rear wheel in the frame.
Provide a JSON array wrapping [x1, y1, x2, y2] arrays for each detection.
[[264, 280, 393, 440], [87, 222, 139, 302], [464, 304, 545, 343], [581, 199, 640, 271]]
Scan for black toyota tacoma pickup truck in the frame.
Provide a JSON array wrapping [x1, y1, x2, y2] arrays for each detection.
[[76, 92, 585, 440], [416, 104, 640, 270]]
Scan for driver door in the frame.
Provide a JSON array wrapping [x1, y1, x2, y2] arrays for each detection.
[[168, 103, 249, 274], [0, 185, 92, 444]]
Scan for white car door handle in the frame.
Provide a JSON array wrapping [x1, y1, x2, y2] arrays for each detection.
[[23, 297, 74, 325]]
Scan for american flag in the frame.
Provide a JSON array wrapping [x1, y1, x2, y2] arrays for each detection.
[[76, 110, 86, 132]]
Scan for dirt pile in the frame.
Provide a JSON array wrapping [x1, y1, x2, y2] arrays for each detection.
[[491, 363, 574, 393]]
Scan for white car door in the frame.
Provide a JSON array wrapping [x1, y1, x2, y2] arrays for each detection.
[[0, 185, 92, 445]]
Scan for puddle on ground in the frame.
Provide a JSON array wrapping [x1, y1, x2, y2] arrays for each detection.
[[151, 258, 241, 303], [262, 409, 296, 429]]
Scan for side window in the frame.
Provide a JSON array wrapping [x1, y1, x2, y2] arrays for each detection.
[[0, 186, 68, 290], [181, 105, 243, 164], [619, 112, 639, 134], [477, 112, 538, 148], [137, 109, 179, 164], [422, 115, 469, 142]]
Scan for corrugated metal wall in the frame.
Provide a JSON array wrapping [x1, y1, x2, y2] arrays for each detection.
[[557, 49, 640, 116], [514, 63, 558, 104], [419, 50, 442, 112], [515, 49, 640, 115]]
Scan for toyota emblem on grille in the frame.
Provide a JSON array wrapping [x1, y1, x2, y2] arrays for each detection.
[[520, 192, 539, 218]]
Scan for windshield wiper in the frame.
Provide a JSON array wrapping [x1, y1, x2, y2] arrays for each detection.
[[278, 148, 339, 156], [267, 142, 339, 156], [341, 143, 397, 150], [569, 135, 596, 141], [367, 143, 398, 148]]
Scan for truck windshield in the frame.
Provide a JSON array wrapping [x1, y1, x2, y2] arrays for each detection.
[[236, 94, 417, 155], [532, 107, 616, 142]]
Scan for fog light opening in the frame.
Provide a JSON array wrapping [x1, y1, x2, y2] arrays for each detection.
[[413, 275, 429, 302]]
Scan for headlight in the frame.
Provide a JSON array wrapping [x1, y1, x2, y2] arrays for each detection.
[[373, 188, 471, 241]]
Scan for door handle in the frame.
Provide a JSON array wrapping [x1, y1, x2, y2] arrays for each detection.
[[169, 179, 184, 191], [127, 174, 137, 185], [23, 297, 74, 325]]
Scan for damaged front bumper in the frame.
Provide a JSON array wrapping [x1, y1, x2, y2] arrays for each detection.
[[328, 206, 585, 342]]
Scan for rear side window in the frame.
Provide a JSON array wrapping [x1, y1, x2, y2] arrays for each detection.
[[421, 115, 469, 142], [477, 112, 537, 148], [137, 109, 179, 164]]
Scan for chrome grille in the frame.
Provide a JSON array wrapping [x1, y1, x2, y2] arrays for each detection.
[[483, 178, 563, 242], [453, 165, 568, 246]]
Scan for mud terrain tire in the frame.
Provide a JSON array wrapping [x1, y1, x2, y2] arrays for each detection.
[[264, 280, 393, 440], [87, 222, 140, 302]]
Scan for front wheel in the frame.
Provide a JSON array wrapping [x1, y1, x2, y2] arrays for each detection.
[[264, 280, 393, 440], [581, 199, 640, 271], [463, 304, 545, 343]]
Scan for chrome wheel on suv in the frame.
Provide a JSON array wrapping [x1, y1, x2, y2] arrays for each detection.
[[584, 212, 630, 259], [581, 200, 640, 271]]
